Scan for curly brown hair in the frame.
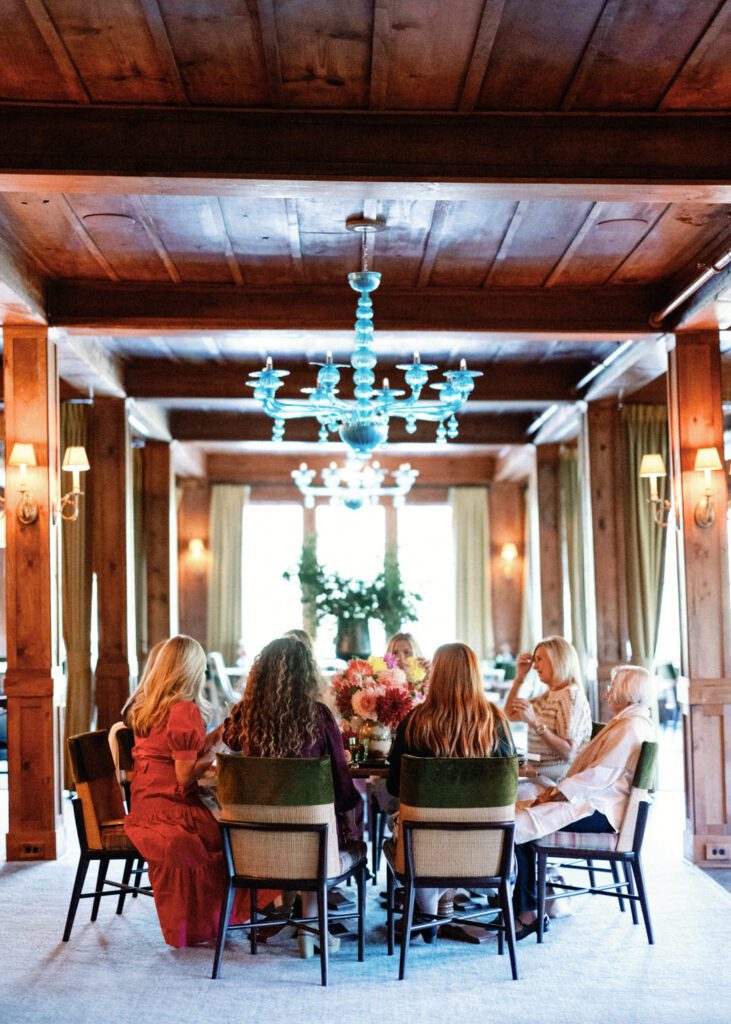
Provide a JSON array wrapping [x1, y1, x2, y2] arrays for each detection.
[[223, 636, 321, 756]]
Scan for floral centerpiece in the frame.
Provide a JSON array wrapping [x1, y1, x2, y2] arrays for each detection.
[[332, 653, 428, 758]]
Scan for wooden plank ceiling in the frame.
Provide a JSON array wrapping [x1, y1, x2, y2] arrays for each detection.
[[0, 0, 729, 458]]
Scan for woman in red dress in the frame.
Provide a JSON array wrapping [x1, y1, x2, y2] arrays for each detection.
[[124, 635, 273, 947]]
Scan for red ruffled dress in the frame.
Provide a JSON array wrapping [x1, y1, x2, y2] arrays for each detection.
[[124, 700, 274, 947]]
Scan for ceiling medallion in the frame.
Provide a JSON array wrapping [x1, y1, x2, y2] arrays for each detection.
[[247, 217, 481, 459]]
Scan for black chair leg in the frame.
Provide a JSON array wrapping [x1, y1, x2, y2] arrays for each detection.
[[499, 881, 518, 981], [212, 881, 235, 979], [399, 884, 415, 981], [610, 861, 625, 912], [357, 865, 366, 962], [624, 861, 639, 924], [317, 883, 329, 987], [131, 856, 145, 898], [587, 859, 596, 888], [376, 810, 387, 877], [386, 867, 395, 956], [91, 856, 109, 922], [631, 857, 654, 944], [370, 795, 379, 884], [62, 855, 90, 942], [250, 887, 258, 954], [116, 857, 134, 915], [536, 851, 547, 943]]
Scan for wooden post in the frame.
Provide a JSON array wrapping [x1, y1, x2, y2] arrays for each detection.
[[586, 402, 629, 716], [3, 326, 64, 861], [490, 481, 524, 655], [535, 445, 563, 637], [142, 441, 177, 651], [667, 329, 731, 865], [177, 479, 211, 646], [90, 398, 137, 731]]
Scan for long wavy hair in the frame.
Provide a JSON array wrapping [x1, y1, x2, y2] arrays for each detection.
[[405, 642, 510, 757], [223, 636, 320, 756], [386, 632, 424, 659], [121, 639, 167, 727], [127, 635, 208, 737]]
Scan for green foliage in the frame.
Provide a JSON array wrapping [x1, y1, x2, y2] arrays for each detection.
[[284, 535, 421, 630]]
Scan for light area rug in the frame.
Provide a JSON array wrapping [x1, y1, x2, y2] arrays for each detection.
[[0, 791, 729, 1024]]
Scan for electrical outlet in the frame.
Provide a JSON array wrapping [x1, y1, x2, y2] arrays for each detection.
[[705, 843, 731, 861]]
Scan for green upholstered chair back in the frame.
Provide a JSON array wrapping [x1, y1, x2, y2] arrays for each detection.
[[395, 755, 518, 876], [67, 731, 126, 850], [218, 754, 340, 880], [616, 741, 658, 852]]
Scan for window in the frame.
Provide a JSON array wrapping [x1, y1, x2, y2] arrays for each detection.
[[242, 504, 304, 660], [315, 503, 386, 659], [397, 504, 454, 657]]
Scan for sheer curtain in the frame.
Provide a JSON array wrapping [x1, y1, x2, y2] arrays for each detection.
[[61, 403, 93, 787], [622, 404, 670, 669], [449, 486, 494, 660], [559, 446, 591, 688], [207, 484, 248, 664], [519, 479, 541, 653]]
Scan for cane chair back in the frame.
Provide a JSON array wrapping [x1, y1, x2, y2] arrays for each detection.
[[68, 730, 128, 851], [218, 755, 341, 879], [615, 741, 658, 852], [395, 755, 518, 877]]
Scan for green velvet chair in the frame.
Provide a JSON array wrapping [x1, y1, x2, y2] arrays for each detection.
[[535, 740, 659, 944], [63, 730, 152, 942], [214, 754, 368, 986], [384, 754, 519, 981]]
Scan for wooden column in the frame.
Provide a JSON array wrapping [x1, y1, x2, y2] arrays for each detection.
[[177, 478, 211, 646], [91, 398, 137, 730], [535, 445, 563, 637], [490, 481, 524, 654], [142, 441, 177, 651], [586, 402, 629, 715], [667, 330, 731, 865], [3, 326, 63, 860]]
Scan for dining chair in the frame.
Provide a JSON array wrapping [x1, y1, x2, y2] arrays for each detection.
[[384, 754, 519, 981], [63, 730, 152, 941], [534, 740, 659, 944], [214, 754, 368, 986]]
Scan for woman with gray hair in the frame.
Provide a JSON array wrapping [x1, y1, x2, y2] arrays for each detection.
[[510, 664, 655, 939]]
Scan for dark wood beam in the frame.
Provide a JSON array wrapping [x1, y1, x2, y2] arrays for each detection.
[[49, 281, 661, 334], [0, 106, 729, 202], [169, 410, 532, 445], [125, 358, 590, 402]]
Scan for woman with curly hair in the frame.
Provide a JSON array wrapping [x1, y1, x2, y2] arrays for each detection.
[[223, 635, 362, 956], [124, 635, 277, 947]]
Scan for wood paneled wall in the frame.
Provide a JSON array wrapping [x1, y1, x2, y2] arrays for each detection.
[[177, 479, 211, 648], [490, 481, 525, 656]]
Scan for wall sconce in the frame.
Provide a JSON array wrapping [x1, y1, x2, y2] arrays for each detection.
[[693, 446, 723, 529], [500, 542, 519, 579], [639, 453, 673, 528], [8, 443, 39, 525], [188, 538, 206, 560], [55, 446, 91, 523]]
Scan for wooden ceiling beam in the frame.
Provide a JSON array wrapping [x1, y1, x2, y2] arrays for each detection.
[[125, 358, 590, 402], [0, 107, 729, 202], [48, 281, 661, 334], [169, 410, 532, 445], [0, 222, 46, 323]]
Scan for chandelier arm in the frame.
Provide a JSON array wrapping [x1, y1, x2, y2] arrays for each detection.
[[259, 397, 343, 420], [385, 404, 463, 421]]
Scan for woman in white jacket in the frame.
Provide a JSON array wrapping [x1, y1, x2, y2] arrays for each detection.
[[511, 664, 655, 939]]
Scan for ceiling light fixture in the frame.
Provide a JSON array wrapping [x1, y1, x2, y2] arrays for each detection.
[[291, 458, 419, 511], [247, 217, 481, 459]]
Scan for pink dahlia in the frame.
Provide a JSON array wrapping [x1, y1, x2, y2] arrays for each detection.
[[376, 687, 414, 729], [351, 689, 379, 721]]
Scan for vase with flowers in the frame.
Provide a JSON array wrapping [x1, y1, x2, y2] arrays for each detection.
[[331, 652, 428, 758]]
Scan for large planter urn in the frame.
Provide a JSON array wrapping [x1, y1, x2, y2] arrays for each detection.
[[336, 618, 371, 660]]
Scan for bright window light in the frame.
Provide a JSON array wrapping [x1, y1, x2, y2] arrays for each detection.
[[397, 504, 455, 658]]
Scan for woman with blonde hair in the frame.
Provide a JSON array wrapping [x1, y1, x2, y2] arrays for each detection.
[[385, 642, 515, 931], [386, 631, 428, 673], [124, 635, 273, 947], [505, 635, 592, 785], [120, 639, 166, 727]]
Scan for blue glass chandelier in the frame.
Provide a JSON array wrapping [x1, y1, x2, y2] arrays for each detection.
[[247, 217, 481, 459], [291, 458, 419, 511]]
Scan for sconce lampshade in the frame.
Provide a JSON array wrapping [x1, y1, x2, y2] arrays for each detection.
[[639, 453, 667, 478], [9, 443, 36, 468], [188, 538, 206, 558], [694, 447, 723, 473], [62, 446, 90, 472], [500, 542, 519, 563]]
